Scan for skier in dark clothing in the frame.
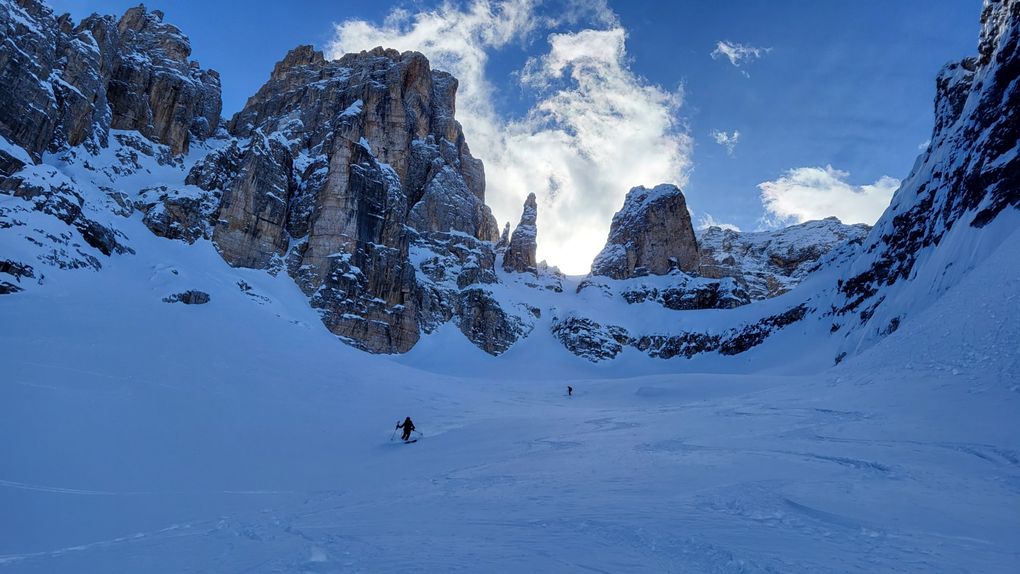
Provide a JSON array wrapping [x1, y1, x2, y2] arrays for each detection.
[[397, 417, 415, 441], [567, 385, 573, 397]]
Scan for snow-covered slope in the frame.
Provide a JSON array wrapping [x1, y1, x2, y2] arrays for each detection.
[[0, 195, 1017, 572]]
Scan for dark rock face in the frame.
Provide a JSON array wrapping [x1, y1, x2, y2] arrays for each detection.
[[163, 289, 210, 304], [551, 317, 625, 362], [834, 0, 1020, 333], [136, 185, 218, 244], [456, 288, 530, 355], [621, 277, 750, 310], [0, 1, 220, 160], [212, 135, 295, 268], [0, 259, 35, 294], [553, 305, 808, 361], [412, 232, 533, 353], [591, 184, 700, 279]]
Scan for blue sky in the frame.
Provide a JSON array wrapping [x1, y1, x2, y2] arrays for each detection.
[[51, 0, 981, 272]]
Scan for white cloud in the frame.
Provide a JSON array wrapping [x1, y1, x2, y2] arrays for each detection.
[[697, 213, 740, 232], [329, 0, 691, 274], [711, 41, 770, 77], [710, 129, 740, 155], [758, 165, 899, 228]]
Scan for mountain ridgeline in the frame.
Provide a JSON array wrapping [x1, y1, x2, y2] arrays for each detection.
[[1, 0, 1017, 364]]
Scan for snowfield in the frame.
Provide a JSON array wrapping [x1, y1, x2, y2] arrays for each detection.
[[1, 207, 1018, 573]]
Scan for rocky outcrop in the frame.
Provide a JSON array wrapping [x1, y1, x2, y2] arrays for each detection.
[[457, 288, 531, 355], [205, 45, 501, 353], [163, 289, 210, 304], [495, 222, 510, 250], [411, 231, 537, 354], [553, 304, 809, 362], [0, 162, 131, 258], [620, 276, 750, 310], [0, 1, 220, 160], [590, 184, 700, 279], [551, 317, 626, 362], [699, 217, 870, 300], [136, 185, 218, 244], [0, 259, 35, 294], [502, 193, 538, 274]]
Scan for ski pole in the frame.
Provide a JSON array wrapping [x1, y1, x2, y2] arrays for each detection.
[[390, 423, 399, 441]]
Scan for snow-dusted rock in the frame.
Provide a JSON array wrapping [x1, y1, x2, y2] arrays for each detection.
[[207, 45, 502, 352], [590, 184, 700, 279], [107, 6, 222, 154], [456, 288, 531, 356], [551, 316, 626, 362], [162, 289, 210, 304], [620, 274, 750, 310], [699, 217, 870, 300], [136, 185, 218, 244], [495, 221, 510, 250], [0, 259, 36, 294], [0, 1, 220, 159], [502, 192, 538, 274], [551, 303, 809, 361], [0, 163, 131, 257]]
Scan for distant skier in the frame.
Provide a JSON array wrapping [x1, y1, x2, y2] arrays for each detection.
[[397, 417, 416, 442], [567, 385, 573, 397]]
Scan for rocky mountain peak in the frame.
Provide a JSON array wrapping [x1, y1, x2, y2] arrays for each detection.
[[117, 5, 190, 62], [198, 40, 502, 352], [270, 44, 326, 79], [590, 183, 700, 279]]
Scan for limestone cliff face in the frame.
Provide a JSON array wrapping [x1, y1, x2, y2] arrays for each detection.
[[206, 45, 500, 353], [590, 184, 700, 279], [0, 1, 220, 162]]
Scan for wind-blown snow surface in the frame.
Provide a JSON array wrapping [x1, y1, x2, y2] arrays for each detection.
[[1, 202, 1018, 572]]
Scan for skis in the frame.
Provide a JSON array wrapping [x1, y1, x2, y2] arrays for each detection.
[[402, 439, 418, 444]]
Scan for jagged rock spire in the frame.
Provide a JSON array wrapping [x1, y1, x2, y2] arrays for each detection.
[[496, 221, 511, 250], [503, 193, 538, 274]]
